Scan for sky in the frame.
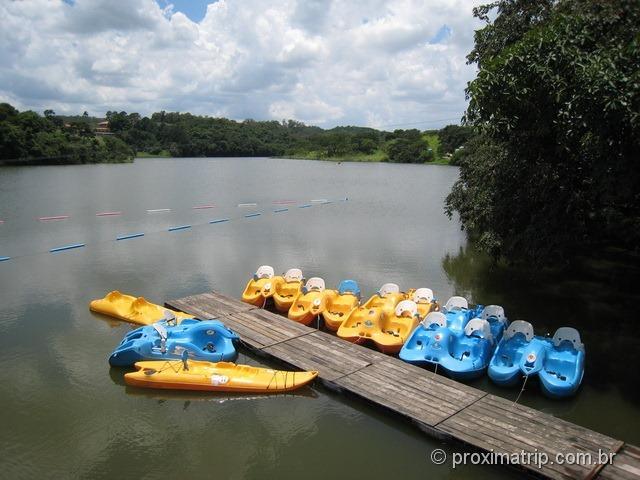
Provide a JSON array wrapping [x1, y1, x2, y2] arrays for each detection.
[[0, 0, 483, 129]]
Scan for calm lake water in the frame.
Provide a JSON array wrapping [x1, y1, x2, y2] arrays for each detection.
[[0, 157, 638, 479]]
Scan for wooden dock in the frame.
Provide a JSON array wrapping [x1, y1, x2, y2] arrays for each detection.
[[166, 291, 640, 480]]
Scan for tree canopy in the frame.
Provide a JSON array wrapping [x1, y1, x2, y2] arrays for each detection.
[[0, 103, 134, 165], [446, 0, 640, 263], [1, 103, 456, 165]]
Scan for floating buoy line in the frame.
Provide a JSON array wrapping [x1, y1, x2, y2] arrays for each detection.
[[96, 211, 122, 217], [0, 198, 346, 226], [0, 198, 349, 263]]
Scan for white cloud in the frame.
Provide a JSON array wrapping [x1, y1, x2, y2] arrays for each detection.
[[0, 0, 482, 128]]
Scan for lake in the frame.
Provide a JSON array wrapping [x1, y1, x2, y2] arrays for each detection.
[[0, 157, 637, 479]]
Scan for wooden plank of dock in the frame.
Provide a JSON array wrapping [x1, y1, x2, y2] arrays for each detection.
[[599, 445, 640, 479], [334, 359, 485, 428], [166, 291, 636, 480], [437, 394, 622, 480]]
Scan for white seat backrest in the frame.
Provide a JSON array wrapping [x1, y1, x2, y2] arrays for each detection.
[[395, 300, 418, 318], [480, 305, 507, 324], [152, 322, 168, 340], [305, 277, 325, 292], [255, 265, 274, 279], [421, 312, 447, 329], [378, 283, 400, 297], [503, 320, 534, 342], [444, 296, 468, 311], [412, 288, 434, 304], [284, 268, 303, 282], [552, 327, 584, 352], [464, 318, 492, 341]]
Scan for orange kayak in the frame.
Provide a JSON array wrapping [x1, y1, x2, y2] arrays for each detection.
[[125, 360, 318, 393]]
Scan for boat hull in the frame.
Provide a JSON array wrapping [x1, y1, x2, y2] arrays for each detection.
[[125, 360, 318, 393], [90, 290, 193, 325], [109, 319, 239, 366]]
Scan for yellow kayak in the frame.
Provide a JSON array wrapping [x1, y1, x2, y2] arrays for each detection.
[[89, 290, 193, 326], [125, 360, 318, 393], [241, 265, 277, 307], [273, 268, 304, 313], [337, 283, 405, 345], [322, 280, 361, 331], [288, 277, 333, 326]]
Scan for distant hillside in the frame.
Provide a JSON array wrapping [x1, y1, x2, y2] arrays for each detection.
[[1, 103, 473, 165]]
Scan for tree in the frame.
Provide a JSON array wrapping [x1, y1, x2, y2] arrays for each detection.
[[385, 130, 433, 163], [106, 110, 131, 132], [0, 103, 133, 165], [446, 0, 640, 263], [439, 125, 475, 155]]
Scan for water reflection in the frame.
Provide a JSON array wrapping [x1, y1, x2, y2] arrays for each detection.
[[442, 245, 640, 402]]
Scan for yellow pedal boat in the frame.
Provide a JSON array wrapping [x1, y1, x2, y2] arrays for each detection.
[[241, 265, 276, 307], [322, 280, 361, 331], [369, 300, 423, 354], [125, 360, 318, 393], [407, 287, 440, 317], [273, 268, 304, 313], [89, 290, 193, 326], [288, 277, 332, 326], [336, 283, 405, 345]]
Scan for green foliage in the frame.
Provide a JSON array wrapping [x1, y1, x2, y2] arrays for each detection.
[[384, 129, 434, 163], [2, 103, 453, 166], [0, 103, 134, 165], [438, 125, 475, 155], [447, 0, 640, 263]]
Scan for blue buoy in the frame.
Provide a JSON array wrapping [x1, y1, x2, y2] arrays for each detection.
[[50, 243, 85, 253], [168, 225, 191, 232], [209, 218, 230, 224], [116, 232, 144, 241]]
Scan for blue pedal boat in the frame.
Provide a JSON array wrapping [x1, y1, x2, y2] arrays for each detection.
[[109, 315, 239, 366], [399, 311, 450, 367], [488, 320, 538, 386], [438, 318, 499, 380], [488, 322, 585, 398], [478, 305, 509, 341], [400, 304, 508, 380], [539, 327, 585, 398], [441, 296, 483, 332], [399, 296, 481, 366]]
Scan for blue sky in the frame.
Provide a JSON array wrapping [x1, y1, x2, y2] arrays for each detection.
[[0, 0, 482, 128], [156, 0, 211, 22]]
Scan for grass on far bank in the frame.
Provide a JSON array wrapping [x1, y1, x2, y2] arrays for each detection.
[[283, 149, 388, 162], [136, 150, 171, 158], [135, 146, 453, 165]]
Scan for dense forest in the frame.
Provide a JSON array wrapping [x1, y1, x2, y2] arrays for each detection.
[[446, 0, 639, 265], [0, 102, 472, 166], [101, 110, 458, 163], [0, 103, 134, 165]]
